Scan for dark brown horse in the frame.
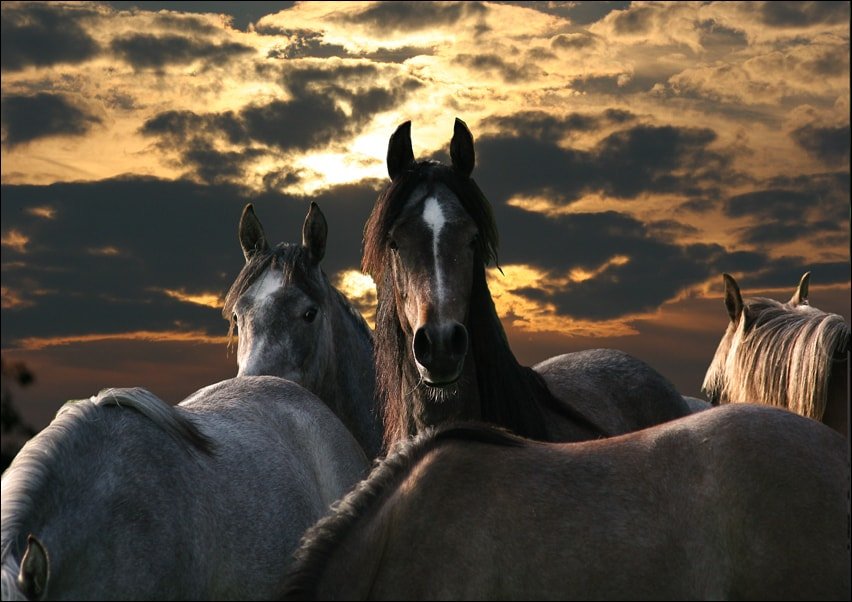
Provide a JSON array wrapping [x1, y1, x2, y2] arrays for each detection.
[[283, 404, 849, 600], [362, 119, 693, 449], [703, 272, 849, 437]]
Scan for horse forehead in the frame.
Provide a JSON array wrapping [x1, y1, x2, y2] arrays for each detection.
[[402, 182, 471, 230], [247, 267, 285, 302]]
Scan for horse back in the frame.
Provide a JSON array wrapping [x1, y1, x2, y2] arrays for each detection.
[[291, 406, 848, 600], [535, 349, 691, 437]]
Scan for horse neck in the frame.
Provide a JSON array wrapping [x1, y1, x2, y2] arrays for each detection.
[[466, 267, 556, 441], [320, 285, 383, 459], [401, 338, 483, 432], [822, 351, 849, 437]]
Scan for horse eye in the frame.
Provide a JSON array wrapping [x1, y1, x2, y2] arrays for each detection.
[[303, 307, 318, 323]]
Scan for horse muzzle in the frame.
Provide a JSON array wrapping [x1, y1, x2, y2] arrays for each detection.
[[412, 321, 468, 386]]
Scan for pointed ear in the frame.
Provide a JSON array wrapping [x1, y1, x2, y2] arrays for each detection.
[[789, 271, 810, 307], [450, 117, 475, 177], [239, 204, 270, 262], [722, 273, 743, 323], [302, 202, 327, 265], [387, 121, 414, 180], [18, 534, 49, 600]]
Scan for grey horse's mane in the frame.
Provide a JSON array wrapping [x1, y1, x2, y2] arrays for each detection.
[[283, 423, 525, 599], [703, 296, 850, 419], [1, 388, 212, 578]]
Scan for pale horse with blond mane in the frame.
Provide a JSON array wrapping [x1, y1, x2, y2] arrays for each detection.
[[703, 272, 849, 436]]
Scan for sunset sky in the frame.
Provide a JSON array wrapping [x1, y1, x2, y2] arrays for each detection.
[[2, 0, 850, 433]]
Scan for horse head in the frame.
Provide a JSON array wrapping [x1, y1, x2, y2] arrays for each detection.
[[365, 119, 494, 388], [702, 271, 849, 435], [225, 203, 332, 390]]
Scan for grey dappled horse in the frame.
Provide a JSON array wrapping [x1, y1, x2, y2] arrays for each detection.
[[361, 119, 692, 448], [284, 405, 849, 600], [703, 272, 849, 436], [1, 377, 367, 600], [223, 202, 382, 458]]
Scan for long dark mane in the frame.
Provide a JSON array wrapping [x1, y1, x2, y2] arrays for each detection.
[[282, 422, 526, 600], [363, 162, 599, 448]]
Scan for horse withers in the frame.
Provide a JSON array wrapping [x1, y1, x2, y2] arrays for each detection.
[[703, 272, 849, 436], [1, 377, 368, 600], [284, 404, 849, 600], [223, 202, 382, 458], [362, 118, 692, 449]]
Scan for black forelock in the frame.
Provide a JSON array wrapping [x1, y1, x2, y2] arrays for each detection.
[[362, 161, 499, 281]]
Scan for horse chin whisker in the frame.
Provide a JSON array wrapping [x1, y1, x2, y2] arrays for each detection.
[[423, 378, 463, 404]]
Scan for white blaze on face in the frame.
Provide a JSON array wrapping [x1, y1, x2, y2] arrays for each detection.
[[422, 196, 447, 308], [238, 267, 284, 375], [251, 268, 283, 304]]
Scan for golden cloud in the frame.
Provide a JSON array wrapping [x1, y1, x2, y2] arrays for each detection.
[[14, 330, 228, 351], [1, 229, 30, 253], [160, 288, 224, 309], [25, 206, 57, 219]]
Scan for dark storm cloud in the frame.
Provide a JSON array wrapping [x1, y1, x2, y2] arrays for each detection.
[[180, 143, 266, 184], [141, 66, 421, 182], [140, 97, 349, 169], [1, 93, 102, 148], [336, 1, 487, 33], [551, 33, 598, 50], [734, 257, 851, 292], [734, 221, 846, 246], [361, 46, 435, 63], [484, 109, 635, 142], [725, 189, 817, 221], [0, 176, 381, 346], [799, 44, 849, 77], [645, 219, 700, 242], [472, 123, 729, 206], [499, 1, 629, 25], [453, 53, 538, 83], [266, 30, 350, 59], [110, 34, 254, 69], [696, 20, 748, 51], [484, 205, 770, 320], [568, 74, 637, 95], [723, 172, 849, 246], [791, 124, 851, 166], [760, 1, 850, 27], [260, 26, 433, 62], [1, 2, 100, 72], [610, 4, 654, 34], [481, 200, 844, 320]]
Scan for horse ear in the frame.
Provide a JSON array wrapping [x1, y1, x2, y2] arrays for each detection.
[[18, 534, 49, 600], [239, 204, 270, 262], [450, 117, 475, 177], [387, 121, 414, 180], [789, 271, 810, 307], [722, 273, 743, 323], [302, 202, 327, 265]]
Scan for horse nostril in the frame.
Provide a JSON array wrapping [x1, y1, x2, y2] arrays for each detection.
[[449, 323, 468, 359], [413, 327, 432, 364]]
